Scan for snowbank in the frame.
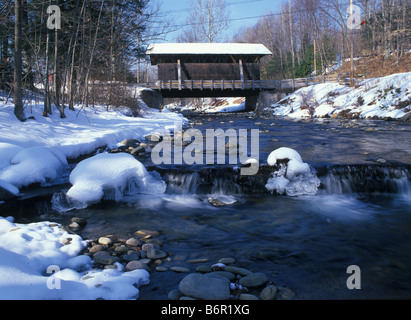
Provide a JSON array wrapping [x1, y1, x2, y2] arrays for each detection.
[[66, 152, 166, 207], [0, 99, 186, 193], [0, 147, 68, 188], [0, 216, 149, 300], [268, 72, 411, 119], [265, 147, 320, 196]]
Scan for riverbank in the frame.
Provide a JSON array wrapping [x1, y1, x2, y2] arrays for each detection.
[[1, 95, 410, 300]]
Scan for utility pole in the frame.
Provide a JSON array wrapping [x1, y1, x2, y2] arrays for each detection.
[[350, 0, 354, 87]]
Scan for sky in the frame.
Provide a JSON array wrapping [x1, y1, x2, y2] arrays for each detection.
[[157, 0, 288, 42]]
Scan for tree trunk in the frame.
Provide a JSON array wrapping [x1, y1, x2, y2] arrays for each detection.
[[14, 0, 25, 121]]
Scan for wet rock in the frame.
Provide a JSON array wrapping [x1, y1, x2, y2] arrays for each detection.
[[224, 266, 252, 276], [93, 254, 119, 265], [114, 245, 128, 254], [168, 289, 182, 300], [219, 257, 235, 265], [208, 195, 237, 207], [170, 266, 190, 273], [277, 286, 295, 300], [125, 260, 150, 272], [208, 271, 235, 281], [126, 237, 141, 247], [155, 266, 168, 272], [195, 265, 212, 273], [260, 285, 278, 300], [239, 293, 259, 300], [89, 244, 105, 254], [135, 230, 160, 237], [238, 272, 267, 288], [98, 237, 112, 246], [179, 273, 231, 300], [121, 139, 140, 148], [130, 146, 145, 156], [122, 252, 140, 262], [68, 221, 81, 231], [146, 247, 167, 259], [71, 217, 87, 228]]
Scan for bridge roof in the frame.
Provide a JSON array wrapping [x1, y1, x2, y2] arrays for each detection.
[[147, 43, 272, 56]]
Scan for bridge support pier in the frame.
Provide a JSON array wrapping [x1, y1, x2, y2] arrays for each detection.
[[245, 90, 280, 112], [140, 89, 163, 110]]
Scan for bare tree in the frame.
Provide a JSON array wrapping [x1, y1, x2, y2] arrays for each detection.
[[14, 0, 25, 121], [178, 0, 230, 43]]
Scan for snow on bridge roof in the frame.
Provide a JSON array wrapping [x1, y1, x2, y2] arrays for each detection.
[[147, 43, 272, 56]]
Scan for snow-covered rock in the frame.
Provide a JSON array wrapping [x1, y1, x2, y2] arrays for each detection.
[[66, 152, 166, 206], [0, 216, 150, 300], [0, 147, 68, 189], [265, 147, 320, 196]]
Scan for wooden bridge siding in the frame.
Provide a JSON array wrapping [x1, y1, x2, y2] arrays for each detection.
[[158, 62, 260, 81], [148, 74, 346, 93]]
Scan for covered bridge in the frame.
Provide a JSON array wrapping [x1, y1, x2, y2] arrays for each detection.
[[145, 43, 274, 110]]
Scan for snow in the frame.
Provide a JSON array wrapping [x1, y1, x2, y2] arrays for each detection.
[[0, 88, 185, 299], [0, 216, 149, 300], [0, 147, 68, 188], [66, 152, 166, 207], [0, 99, 186, 193], [265, 147, 321, 196], [268, 72, 411, 119], [147, 43, 272, 56]]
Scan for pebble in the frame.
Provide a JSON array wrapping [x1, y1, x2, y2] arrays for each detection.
[[260, 285, 278, 300], [114, 245, 128, 253], [195, 265, 212, 273], [239, 293, 259, 300], [168, 289, 182, 300], [71, 217, 87, 227], [277, 286, 295, 300], [155, 266, 168, 272], [224, 266, 252, 276], [126, 238, 141, 246], [125, 260, 150, 272], [239, 272, 268, 288], [98, 237, 112, 246], [135, 230, 160, 237], [170, 266, 190, 273], [93, 254, 119, 265], [89, 244, 105, 254], [187, 258, 209, 264], [219, 257, 235, 265], [122, 253, 140, 262], [146, 247, 167, 259]]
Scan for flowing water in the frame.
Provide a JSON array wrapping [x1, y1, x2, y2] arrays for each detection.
[[9, 113, 411, 299]]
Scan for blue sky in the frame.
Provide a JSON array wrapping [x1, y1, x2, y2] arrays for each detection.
[[158, 0, 288, 42]]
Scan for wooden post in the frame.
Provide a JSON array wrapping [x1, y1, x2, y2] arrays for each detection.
[[222, 79, 224, 91], [239, 59, 245, 90], [177, 59, 182, 90]]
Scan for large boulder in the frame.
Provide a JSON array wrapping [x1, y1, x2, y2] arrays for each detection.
[[179, 273, 231, 300]]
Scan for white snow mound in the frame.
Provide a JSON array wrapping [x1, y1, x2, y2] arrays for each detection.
[[266, 147, 320, 196], [66, 152, 166, 206]]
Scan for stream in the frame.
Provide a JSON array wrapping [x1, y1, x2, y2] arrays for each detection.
[[4, 113, 411, 300]]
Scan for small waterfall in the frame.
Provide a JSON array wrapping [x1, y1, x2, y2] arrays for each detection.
[[319, 165, 411, 196]]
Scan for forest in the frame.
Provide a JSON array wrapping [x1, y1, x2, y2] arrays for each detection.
[[0, 0, 410, 121]]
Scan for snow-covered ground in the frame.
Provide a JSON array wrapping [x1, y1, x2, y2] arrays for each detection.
[[267, 72, 411, 119], [164, 97, 246, 113], [0, 94, 186, 299]]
